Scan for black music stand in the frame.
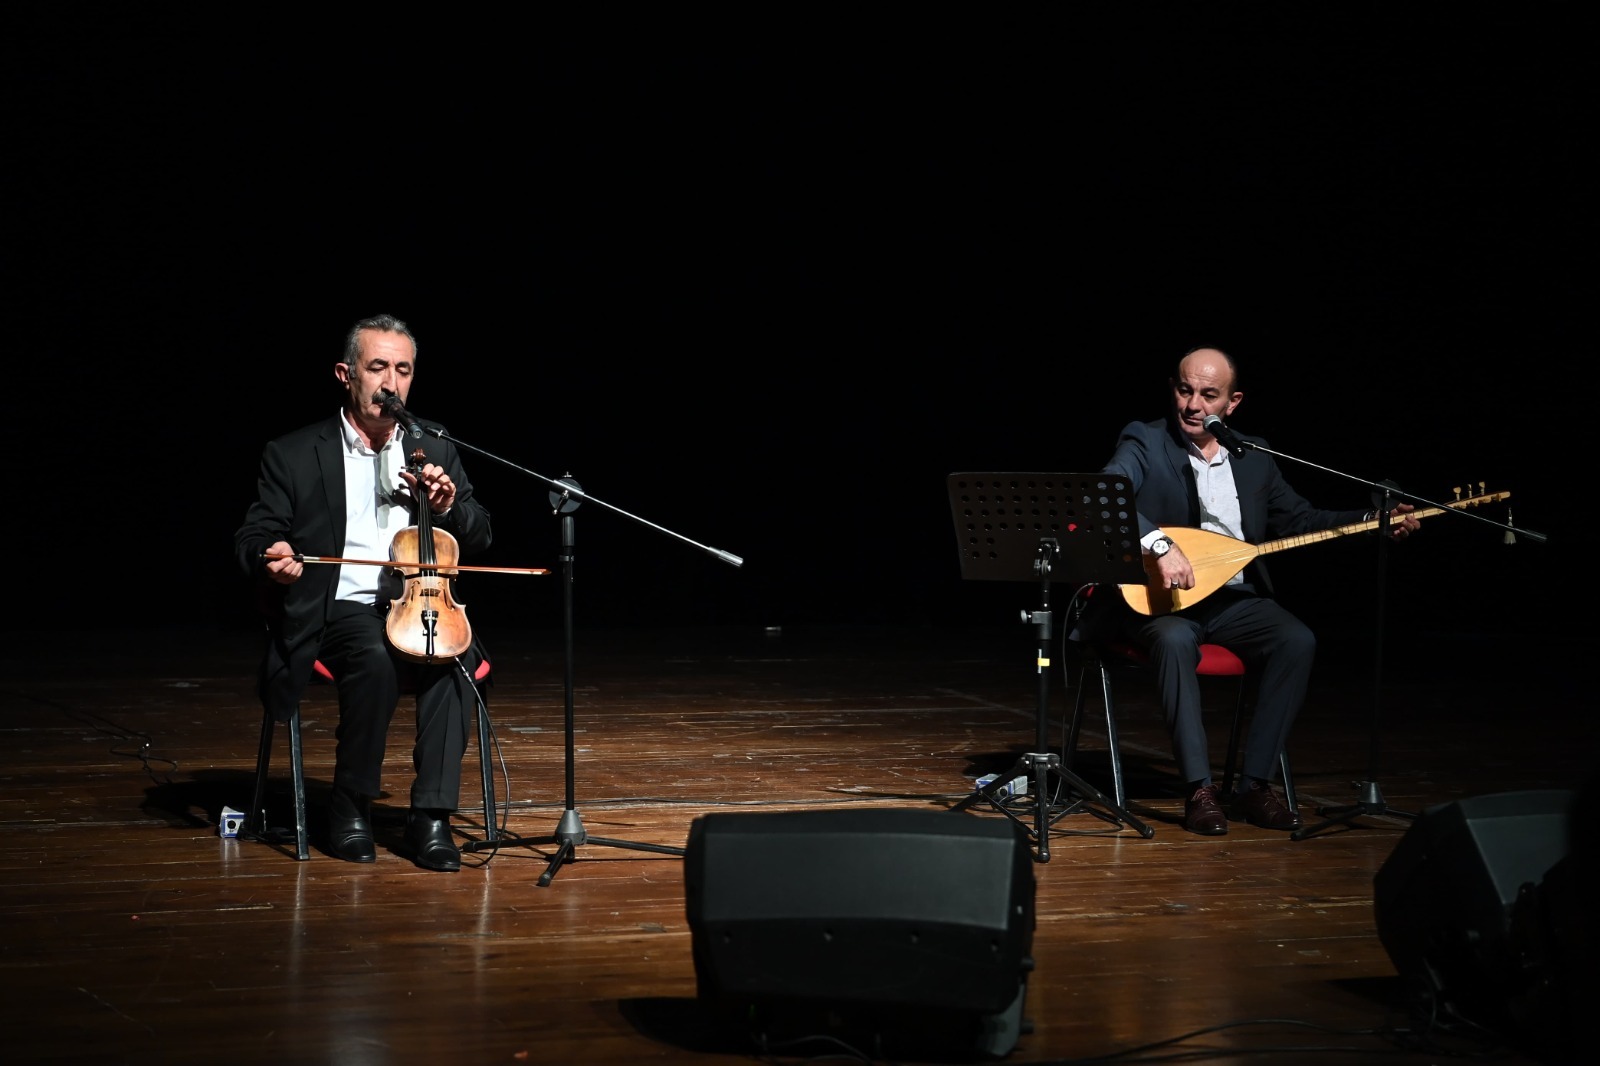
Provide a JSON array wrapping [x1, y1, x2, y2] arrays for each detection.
[[946, 473, 1154, 860]]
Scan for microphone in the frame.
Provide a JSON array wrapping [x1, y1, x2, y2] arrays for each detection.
[[376, 389, 423, 439], [1202, 414, 1247, 458]]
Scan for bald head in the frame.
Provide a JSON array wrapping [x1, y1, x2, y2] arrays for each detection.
[[1171, 347, 1243, 452], [1177, 347, 1239, 392]]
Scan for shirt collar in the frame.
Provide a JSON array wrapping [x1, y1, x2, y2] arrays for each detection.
[[338, 410, 401, 457], [1186, 438, 1229, 467]]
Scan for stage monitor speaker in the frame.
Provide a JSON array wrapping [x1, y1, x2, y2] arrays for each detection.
[[684, 808, 1035, 1061], [1373, 788, 1574, 1034]]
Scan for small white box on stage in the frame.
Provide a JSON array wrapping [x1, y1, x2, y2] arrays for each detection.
[[219, 806, 244, 838], [975, 774, 1028, 800]]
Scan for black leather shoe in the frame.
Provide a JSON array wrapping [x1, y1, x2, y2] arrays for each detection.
[[1183, 784, 1229, 836], [406, 810, 460, 872], [1234, 783, 1301, 830], [328, 787, 376, 863]]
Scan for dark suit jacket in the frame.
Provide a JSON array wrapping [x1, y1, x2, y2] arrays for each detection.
[[234, 414, 492, 721], [1071, 416, 1365, 641]]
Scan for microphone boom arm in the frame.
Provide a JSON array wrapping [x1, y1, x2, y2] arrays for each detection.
[[422, 426, 744, 567]]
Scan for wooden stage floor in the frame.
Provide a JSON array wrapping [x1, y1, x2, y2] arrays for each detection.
[[1, 621, 1589, 1065]]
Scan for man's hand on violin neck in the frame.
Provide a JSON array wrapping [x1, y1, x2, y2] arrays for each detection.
[[404, 463, 456, 514]]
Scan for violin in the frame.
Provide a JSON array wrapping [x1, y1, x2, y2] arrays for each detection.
[[384, 448, 473, 664]]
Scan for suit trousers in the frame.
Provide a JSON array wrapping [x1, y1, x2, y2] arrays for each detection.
[[1123, 588, 1315, 786], [320, 600, 470, 810]]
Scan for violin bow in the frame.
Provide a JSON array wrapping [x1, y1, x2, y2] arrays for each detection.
[[263, 552, 549, 575]]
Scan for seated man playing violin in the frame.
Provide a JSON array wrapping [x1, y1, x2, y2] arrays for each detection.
[[234, 313, 492, 871], [1074, 346, 1418, 837]]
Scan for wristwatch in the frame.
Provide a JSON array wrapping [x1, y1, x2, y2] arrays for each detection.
[[1149, 535, 1174, 557]]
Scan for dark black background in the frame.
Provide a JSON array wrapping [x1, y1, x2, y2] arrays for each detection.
[[6, 8, 1581, 652]]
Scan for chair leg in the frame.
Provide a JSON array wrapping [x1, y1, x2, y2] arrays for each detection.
[[1099, 663, 1126, 812], [245, 711, 275, 842], [243, 706, 310, 861], [288, 708, 308, 860], [1064, 656, 1127, 811], [1220, 675, 1247, 798], [1065, 659, 1089, 772], [1278, 751, 1297, 813]]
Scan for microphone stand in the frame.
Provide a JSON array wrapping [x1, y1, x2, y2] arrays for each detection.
[[424, 427, 743, 886], [1212, 431, 1542, 841]]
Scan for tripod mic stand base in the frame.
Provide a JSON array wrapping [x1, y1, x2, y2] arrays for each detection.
[[555, 807, 586, 843], [461, 805, 687, 886], [1292, 779, 1416, 840]]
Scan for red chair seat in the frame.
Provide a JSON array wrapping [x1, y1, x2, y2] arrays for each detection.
[[1101, 640, 1245, 677], [312, 657, 492, 685]]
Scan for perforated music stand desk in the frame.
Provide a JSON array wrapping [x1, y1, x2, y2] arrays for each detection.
[[946, 472, 1154, 854], [948, 472, 1147, 587]]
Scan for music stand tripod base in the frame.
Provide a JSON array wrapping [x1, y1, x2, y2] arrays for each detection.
[[952, 748, 1153, 861]]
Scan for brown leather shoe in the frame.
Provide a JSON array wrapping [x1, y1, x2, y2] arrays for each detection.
[[1183, 784, 1228, 836], [1234, 783, 1300, 830]]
